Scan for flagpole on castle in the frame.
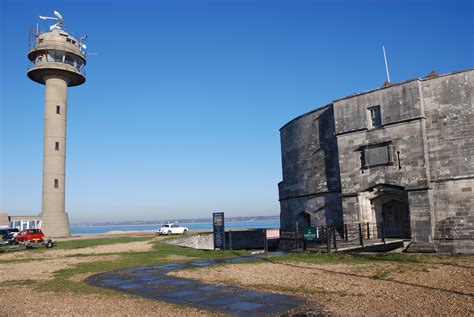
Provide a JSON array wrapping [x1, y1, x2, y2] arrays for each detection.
[[383, 45, 391, 83]]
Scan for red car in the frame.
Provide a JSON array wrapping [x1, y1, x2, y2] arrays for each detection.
[[16, 229, 45, 243]]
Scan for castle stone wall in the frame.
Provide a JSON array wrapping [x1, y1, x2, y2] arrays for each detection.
[[334, 80, 423, 134], [334, 121, 427, 193], [422, 70, 474, 253], [279, 105, 342, 230], [279, 69, 473, 253]]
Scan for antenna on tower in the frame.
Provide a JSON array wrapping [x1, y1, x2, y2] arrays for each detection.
[[382, 45, 391, 84], [28, 26, 36, 49], [79, 35, 88, 51], [39, 10, 64, 31], [78, 35, 98, 56]]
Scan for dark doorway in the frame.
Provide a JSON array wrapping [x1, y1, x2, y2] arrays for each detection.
[[382, 200, 411, 238], [297, 212, 311, 231]]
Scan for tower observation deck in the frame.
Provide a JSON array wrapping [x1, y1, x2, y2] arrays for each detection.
[[27, 11, 87, 237]]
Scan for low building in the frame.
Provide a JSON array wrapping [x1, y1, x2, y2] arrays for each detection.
[[0, 212, 43, 231], [278, 69, 473, 254], [9, 216, 43, 231], [0, 213, 9, 228]]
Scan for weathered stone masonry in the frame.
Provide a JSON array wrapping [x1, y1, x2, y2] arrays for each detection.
[[279, 69, 473, 254]]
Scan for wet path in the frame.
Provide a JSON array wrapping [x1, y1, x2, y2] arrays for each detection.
[[85, 254, 313, 316]]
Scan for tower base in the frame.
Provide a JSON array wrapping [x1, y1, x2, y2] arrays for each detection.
[[41, 212, 71, 238]]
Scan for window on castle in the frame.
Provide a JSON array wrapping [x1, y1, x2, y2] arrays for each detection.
[[56, 105, 61, 114], [368, 106, 382, 128], [54, 179, 59, 188], [55, 142, 59, 151]]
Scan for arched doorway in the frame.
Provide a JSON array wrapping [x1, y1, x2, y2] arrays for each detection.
[[297, 211, 311, 231], [382, 200, 411, 238], [358, 184, 412, 240]]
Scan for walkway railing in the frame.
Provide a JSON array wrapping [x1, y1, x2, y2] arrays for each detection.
[[279, 222, 410, 252]]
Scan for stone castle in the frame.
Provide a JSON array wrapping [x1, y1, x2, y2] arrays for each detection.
[[278, 69, 473, 254]]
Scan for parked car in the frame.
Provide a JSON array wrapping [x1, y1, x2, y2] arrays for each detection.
[[8, 228, 20, 238], [16, 229, 45, 243], [0, 229, 16, 245], [156, 223, 189, 235]]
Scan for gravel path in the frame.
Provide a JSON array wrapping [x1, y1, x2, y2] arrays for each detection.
[[0, 239, 209, 316], [0, 240, 154, 261], [172, 256, 474, 315], [0, 285, 208, 316], [0, 241, 155, 284]]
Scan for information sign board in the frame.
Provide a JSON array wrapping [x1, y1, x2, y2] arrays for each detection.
[[303, 227, 317, 241], [266, 229, 280, 240], [213, 212, 225, 250]]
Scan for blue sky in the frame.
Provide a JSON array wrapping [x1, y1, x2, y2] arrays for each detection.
[[1, 0, 472, 223]]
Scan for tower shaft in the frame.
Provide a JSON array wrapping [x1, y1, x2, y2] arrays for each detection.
[[41, 76, 70, 236], [27, 18, 87, 237]]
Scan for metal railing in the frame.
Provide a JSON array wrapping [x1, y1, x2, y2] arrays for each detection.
[[280, 221, 411, 252], [28, 61, 86, 76]]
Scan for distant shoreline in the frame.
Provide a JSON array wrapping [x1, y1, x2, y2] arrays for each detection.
[[71, 219, 279, 228], [71, 222, 208, 228]]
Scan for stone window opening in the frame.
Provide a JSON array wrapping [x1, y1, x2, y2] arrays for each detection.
[[397, 151, 402, 169], [55, 142, 59, 151], [56, 105, 61, 114], [367, 106, 382, 129], [54, 179, 59, 188]]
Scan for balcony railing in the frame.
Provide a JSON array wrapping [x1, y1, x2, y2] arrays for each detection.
[[28, 61, 86, 77]]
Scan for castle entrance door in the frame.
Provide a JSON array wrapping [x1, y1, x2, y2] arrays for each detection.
[[297, 211, 311, 231], [382, 200, 411, 238], [365, 184, 412, 240]]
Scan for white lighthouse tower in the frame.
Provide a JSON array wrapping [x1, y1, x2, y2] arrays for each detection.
[[27, 11, 87, 237]]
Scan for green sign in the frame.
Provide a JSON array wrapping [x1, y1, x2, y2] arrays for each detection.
[[303, 227, 317, 241]]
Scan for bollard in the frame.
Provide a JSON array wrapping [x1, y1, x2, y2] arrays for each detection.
[[381, 223, 386, 244], [264, 229, 268, 252], [358, 223, 364, 247], [344, 224, 348, 241], [326, 227, 330, 253], [332, 226, 337, 251], [295, 222, 299, 249], [367, 222, 370, 240], [228, 230, 232, 250]]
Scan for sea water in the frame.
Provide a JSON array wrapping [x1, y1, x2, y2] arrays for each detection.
[[71, 219, 280, 234]]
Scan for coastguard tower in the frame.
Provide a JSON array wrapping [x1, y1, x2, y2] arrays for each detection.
[[27, 11, 86, 237]]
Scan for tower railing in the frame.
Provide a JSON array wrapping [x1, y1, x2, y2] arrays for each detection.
[[28, 61, 86, 76]]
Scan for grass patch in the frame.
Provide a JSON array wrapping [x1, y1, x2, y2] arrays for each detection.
[[0, 257, 48, 264], [0, 279, 37, 287], [64, 253, 112, 258], [55, 236, 153, 250]]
